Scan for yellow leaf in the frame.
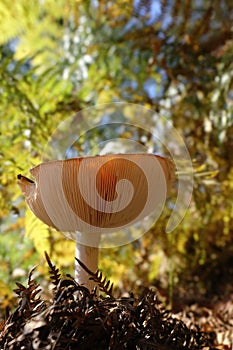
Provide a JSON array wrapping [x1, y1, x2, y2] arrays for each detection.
[[25, 209, 75, 268]]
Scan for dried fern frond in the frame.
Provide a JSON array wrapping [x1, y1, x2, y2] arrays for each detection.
[[13, 266, 42, 316], [75, 258, 114, 298], [44, 251, 61, 290]]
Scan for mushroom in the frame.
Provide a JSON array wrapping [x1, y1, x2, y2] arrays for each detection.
[[18, 153, 175, 289]]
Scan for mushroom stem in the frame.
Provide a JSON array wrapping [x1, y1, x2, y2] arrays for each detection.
[[75, 232, 101, 290]]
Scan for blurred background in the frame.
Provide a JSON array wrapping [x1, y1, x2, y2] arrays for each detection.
[[0, 0, 233, 313]]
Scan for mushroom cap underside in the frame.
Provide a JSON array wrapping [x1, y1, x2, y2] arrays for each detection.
[[18, 154, 175, 233]]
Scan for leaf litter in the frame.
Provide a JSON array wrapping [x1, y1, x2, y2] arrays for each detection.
[[0, 253, 232, 350]]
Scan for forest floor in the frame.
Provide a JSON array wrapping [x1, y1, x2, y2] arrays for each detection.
[[0, 256, 232, 349]]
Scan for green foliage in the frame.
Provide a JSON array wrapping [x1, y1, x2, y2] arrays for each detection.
[[0, 0, 233, 310]]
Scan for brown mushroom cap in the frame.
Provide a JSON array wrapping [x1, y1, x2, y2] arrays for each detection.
[[18, 154, 175, 235]]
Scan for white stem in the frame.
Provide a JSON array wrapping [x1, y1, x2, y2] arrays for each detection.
[[75, 232, 101, 290]]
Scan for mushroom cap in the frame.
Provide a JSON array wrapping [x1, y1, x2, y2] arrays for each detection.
[[18, 154, 175, 235]]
